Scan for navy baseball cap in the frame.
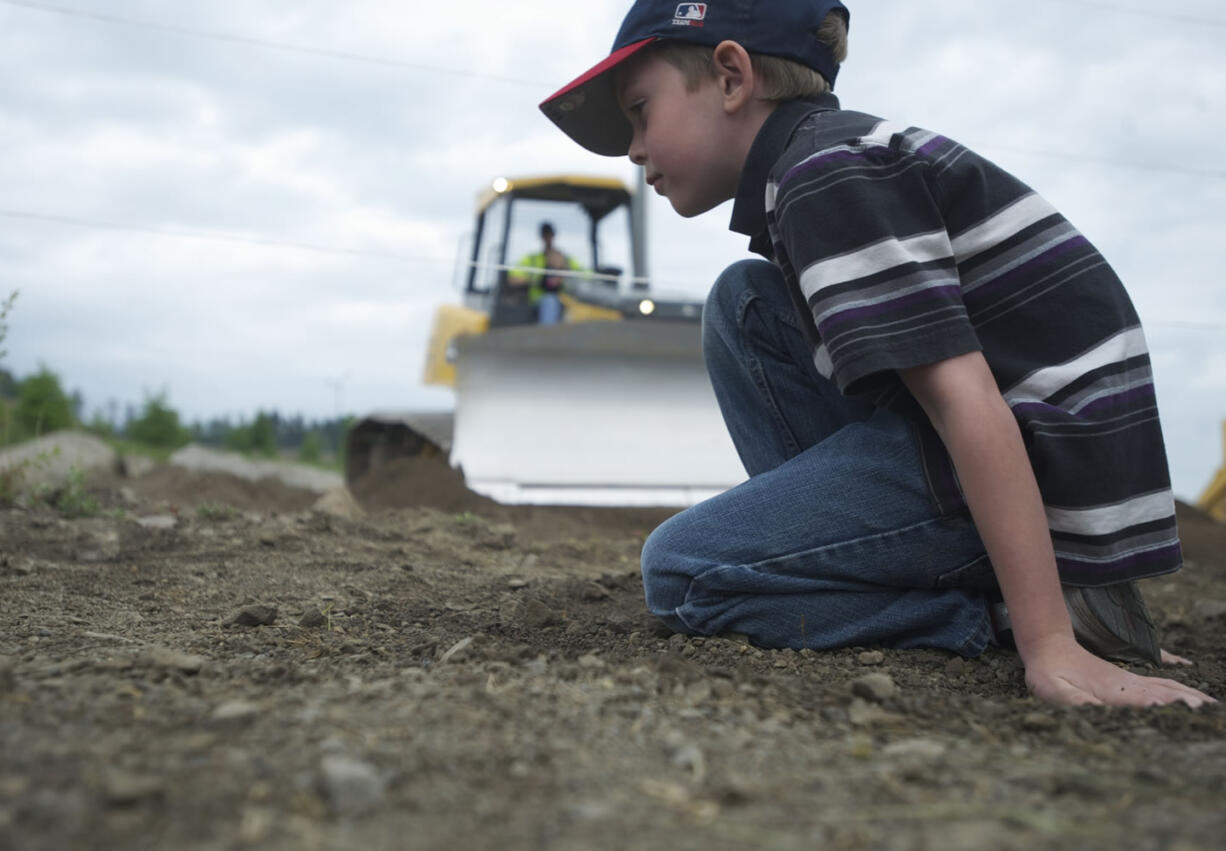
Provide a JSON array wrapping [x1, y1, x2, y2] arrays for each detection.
[[541, 0, 849, 156]]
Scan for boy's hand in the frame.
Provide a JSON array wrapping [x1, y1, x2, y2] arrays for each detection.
[[1024, 634, 1215, 708]]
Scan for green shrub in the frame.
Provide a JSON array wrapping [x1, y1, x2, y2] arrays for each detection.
[[14, 366, 74, 438], [226, 411, 278, 457], [298, 430, 322, 464], [126, 393, 190, 449], [54, 467, 99, 518]]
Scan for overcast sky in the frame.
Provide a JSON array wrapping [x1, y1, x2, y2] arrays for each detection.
[[2, 0, 1224, 500]]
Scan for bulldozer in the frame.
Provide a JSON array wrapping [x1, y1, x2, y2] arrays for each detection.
[[344, 175, 746, 506], [1198, 420, 1226, 522]]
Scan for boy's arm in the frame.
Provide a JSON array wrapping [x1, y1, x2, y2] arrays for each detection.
[[899, 351, 1214, 708]]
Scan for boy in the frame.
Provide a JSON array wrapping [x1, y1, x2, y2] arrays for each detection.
[[540, 0, 1214, 708]]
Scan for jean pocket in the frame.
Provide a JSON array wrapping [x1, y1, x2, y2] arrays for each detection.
[[935, 553, 997, 591]]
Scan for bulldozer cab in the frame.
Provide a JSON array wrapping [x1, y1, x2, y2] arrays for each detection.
[[464, 176, 638, 326]]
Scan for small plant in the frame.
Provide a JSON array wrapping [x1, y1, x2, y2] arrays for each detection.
[[196, 502, 240, 522], [454, 510, 478, 527], [0, 290, 16, 364], [54, 467, 99, 519]]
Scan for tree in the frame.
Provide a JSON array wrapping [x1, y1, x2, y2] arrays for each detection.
[[126, 393, 190, 449], [298, 430, 322, 464], [15, 366, 75, 437]]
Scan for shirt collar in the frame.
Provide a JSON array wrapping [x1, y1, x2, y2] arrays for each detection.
[[729, 93, 841, 257]]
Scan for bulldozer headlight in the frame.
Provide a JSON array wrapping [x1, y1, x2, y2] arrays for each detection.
[[638, 299, 656, 316], [492, 177, 510, 194]]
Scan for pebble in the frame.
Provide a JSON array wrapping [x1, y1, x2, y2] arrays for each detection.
[[1194, 599, 1226, 620], [101, 770, 164, 806], [299, 608, 328, 628], [858, 650, 885, 666], [227, 605, 278, 628], [211, 700, 261, 725], [319, 755, 385, 816], [850, 672, 898, 702], [516, 597, 562, 629], [1021, 712, 1059, 732], [506, 578, 529, 589], [882, 737, 947, 760], [135, 515, 177, 531], [143, 647, 206, 675], [581, 582, 610, 601]]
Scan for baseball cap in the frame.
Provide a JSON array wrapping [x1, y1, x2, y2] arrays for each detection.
[[540, 0, 849, 156]]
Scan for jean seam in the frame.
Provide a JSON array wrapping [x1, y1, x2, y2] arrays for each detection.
[[735, 513, 967, 581], [735, 288, 804, 460]]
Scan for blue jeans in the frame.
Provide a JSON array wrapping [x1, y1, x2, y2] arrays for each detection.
[[539, 293, 563, 325], [641, 260, 995, 656]]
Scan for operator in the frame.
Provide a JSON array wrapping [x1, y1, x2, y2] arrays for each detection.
[[507, 221, 582, 325]]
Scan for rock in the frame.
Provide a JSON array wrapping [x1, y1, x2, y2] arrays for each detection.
[[882, 738, 947, 760], [211, 700, 260, 726], [299, 608, 328, 628], [101, 770, 165, 806], [1021, 712, 1058, 732], [143, 647, 206, 675], [850, 672, 897, 702], [227, 605, 278, 628], [506, 578, 529, 589], [313, 488, 364, 520], [135, 515, 177, 531], [848, 698, 903, 727], [1193, 599, 1226, 620], [581, 582, 610, 601], [857, 650, 885, 666], [514, 597, 562, 629], [577, 653, 604, 669], [671, 744, 706, 782], [319, 755, 385, 816]]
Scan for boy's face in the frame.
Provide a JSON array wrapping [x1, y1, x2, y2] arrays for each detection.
[[616, 53, 743, 218]]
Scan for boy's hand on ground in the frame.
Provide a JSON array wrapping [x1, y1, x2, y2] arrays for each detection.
[[1024, 636, 1216, 708]]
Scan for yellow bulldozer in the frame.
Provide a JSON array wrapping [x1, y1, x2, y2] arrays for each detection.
[[1199, 421, 1226, 522], [345, 175, 745, 506]]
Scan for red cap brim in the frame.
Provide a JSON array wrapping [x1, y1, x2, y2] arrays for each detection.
[[540, 38, 658, 157]]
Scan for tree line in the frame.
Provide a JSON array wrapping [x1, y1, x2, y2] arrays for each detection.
[[0, 292, 350, 464], [0, 363, 352, 464]]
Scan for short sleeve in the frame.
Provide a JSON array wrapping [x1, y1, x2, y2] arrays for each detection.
[[769, 142, 982, 399]]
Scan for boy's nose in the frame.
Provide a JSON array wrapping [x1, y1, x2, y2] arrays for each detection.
[[628, 132, 647, 166]]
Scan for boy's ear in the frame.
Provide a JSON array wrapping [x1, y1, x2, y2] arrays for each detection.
[[711, 40, 755, 113]]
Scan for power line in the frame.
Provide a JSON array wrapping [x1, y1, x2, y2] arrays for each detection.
[[0, 208, 455, 265], [0, 0, 549, 88], [4, 207, 1226, 333], [977, 142, 1226, 181], [1039, 0, 1226, 28]]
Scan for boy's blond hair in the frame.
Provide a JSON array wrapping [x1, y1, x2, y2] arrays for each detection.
[[650, 12, 848, 100]]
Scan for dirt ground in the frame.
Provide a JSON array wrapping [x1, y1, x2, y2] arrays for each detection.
[[1, 453, 1224, 851]]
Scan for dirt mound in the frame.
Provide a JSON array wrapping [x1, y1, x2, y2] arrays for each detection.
[[348, 454, 678, 542], [130, 465, 320, 513], [1176, 499, 1226, 572], [349, 454, 500, 514]]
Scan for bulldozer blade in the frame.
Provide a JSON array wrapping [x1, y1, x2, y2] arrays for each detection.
[[451, 319, 745, 506]]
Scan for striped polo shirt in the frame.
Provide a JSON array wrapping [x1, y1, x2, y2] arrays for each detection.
[[730, 95, 1181, 587]]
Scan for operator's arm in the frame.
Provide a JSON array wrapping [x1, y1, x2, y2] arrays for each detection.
[[899, 351, 1213, 708]]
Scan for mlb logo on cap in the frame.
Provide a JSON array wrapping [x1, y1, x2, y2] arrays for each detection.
[[673, 3, 707, 25]]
